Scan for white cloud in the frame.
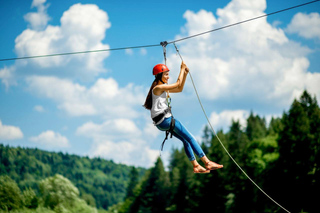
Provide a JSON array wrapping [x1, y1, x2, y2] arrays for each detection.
[[14, 3, 111, 80], [30, 130, 69, 147], [209, 110, 250, 132], [182, 9, 217, 39], [0, 120, 24, 141], [26, 76, 95, 116], [76, 119, 159, 167], [140, 48, 147, 55], [286, 12, 320, 39], [26, 76, 145, 118], [34, 105, 45, 112], [76, 119, 141, 141], [0, 66, 17, 90], [24, 0, 50, 30], [89, 139, 159, 167], [167, 0, 320, 108], [143, 121, 160, 139], [32, 0, 47, 8], [125, 48, 147, 56], [125, 49, 133, 55]]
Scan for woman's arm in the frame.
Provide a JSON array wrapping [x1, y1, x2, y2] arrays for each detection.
[[153, 61, 189, 94], [171, 63, 189, 93]]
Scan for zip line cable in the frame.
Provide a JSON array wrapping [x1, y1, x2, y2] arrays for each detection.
[[0, 0, 319, 62], [173, 43, 291, 213], [0, 44, 159, 62]]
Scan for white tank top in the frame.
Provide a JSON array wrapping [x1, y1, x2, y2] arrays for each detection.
[[151, 90, 172, 125]]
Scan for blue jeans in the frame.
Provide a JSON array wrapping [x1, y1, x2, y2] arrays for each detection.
[[156, 116, 205, 161]]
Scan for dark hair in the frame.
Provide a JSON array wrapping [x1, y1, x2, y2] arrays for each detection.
[[143, 73, 163, 110]]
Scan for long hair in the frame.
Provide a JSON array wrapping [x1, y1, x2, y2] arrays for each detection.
[[143, 73, 163, 110]]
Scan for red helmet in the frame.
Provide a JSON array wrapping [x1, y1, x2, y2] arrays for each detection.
[[153, 64, 170, 75]]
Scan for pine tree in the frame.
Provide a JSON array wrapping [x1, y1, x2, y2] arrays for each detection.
[[135, 157, 169, 213], [126, 167, 139, 199], [268, 117, 283, 136], [246, 112, 267, 141], [168, 149, 193, 212], [188, 129, 227, 213], [226, 120, 254, 212], [271, 90, 320, 212]]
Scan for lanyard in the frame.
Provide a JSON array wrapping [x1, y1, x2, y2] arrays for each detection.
[[166, 91, 171, 108]]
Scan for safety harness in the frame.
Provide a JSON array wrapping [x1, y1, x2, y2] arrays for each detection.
[[152, 99, 175, 154], [153, 41, 176, 155]]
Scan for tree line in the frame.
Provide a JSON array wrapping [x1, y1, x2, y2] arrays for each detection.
[[0, 174, 100, 213], [0, 145, 145, 212], [108, 90, 320, 213]]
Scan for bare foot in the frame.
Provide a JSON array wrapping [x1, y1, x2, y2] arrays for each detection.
[[205, 161, 223, 170], [193, 164, 210, 174]]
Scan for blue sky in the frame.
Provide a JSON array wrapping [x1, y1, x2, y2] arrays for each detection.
[[1, 0, 320, 168]]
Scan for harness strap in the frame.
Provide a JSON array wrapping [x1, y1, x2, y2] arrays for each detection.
[[160, 116, 175, 154], [152, 107, 171, 124]]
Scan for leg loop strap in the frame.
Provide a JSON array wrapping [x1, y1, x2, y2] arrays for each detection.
[[160, 117, 175, 155]]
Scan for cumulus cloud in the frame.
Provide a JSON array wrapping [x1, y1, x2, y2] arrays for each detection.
[[209, 110, 250, 132], [0, 120, 24, 141], [24, 0, 50, 30], [14, 3, 111, 80], [76, 119, 159, 167], [125, 49, 134, 55], [76, 119, 141, 141], [140, 48, 147, 55], [167, 0, 320, 109], [30, 130, 69, 147], [182, 9, 217, 39], [0, 66, 17, 90], [34, 105, 45, 112], [286, 12, 320, 40], [26, 76, 145, 118], [89, 140, 159, 167]]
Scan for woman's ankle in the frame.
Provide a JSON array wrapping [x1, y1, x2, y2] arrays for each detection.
[[200, 156, 210, 165]]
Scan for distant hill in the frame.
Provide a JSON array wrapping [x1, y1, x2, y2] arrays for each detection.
[[0, 144, 146, 210]]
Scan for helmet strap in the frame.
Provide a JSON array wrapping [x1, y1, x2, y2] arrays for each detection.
[[155, 73, 165, 84]]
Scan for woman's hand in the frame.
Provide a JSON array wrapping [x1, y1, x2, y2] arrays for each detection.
[[185, 66, 189, 73], [181, 61, 189, 73]]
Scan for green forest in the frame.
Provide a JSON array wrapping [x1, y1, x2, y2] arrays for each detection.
[[0, 145, 145, 212], [1, 90, 319, 213]]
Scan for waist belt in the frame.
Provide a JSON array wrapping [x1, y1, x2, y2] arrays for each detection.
[[152, 107, 171, 124]]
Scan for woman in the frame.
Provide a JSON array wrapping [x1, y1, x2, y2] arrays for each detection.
[[143, 61, 223, 173]]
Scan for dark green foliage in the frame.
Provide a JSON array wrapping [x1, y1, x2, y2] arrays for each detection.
[[111, 90, 319, 213], [126, 167, 139, 199], [22, 187, 38, 209], [270, 90, 320, 212], [246, 112, 267, 141], [135, 157, 170, 213], [0, 176, 22, 211], [268, 117, 283, 136], [0, 146, 145, 210], [0, 174, 99, 212]]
